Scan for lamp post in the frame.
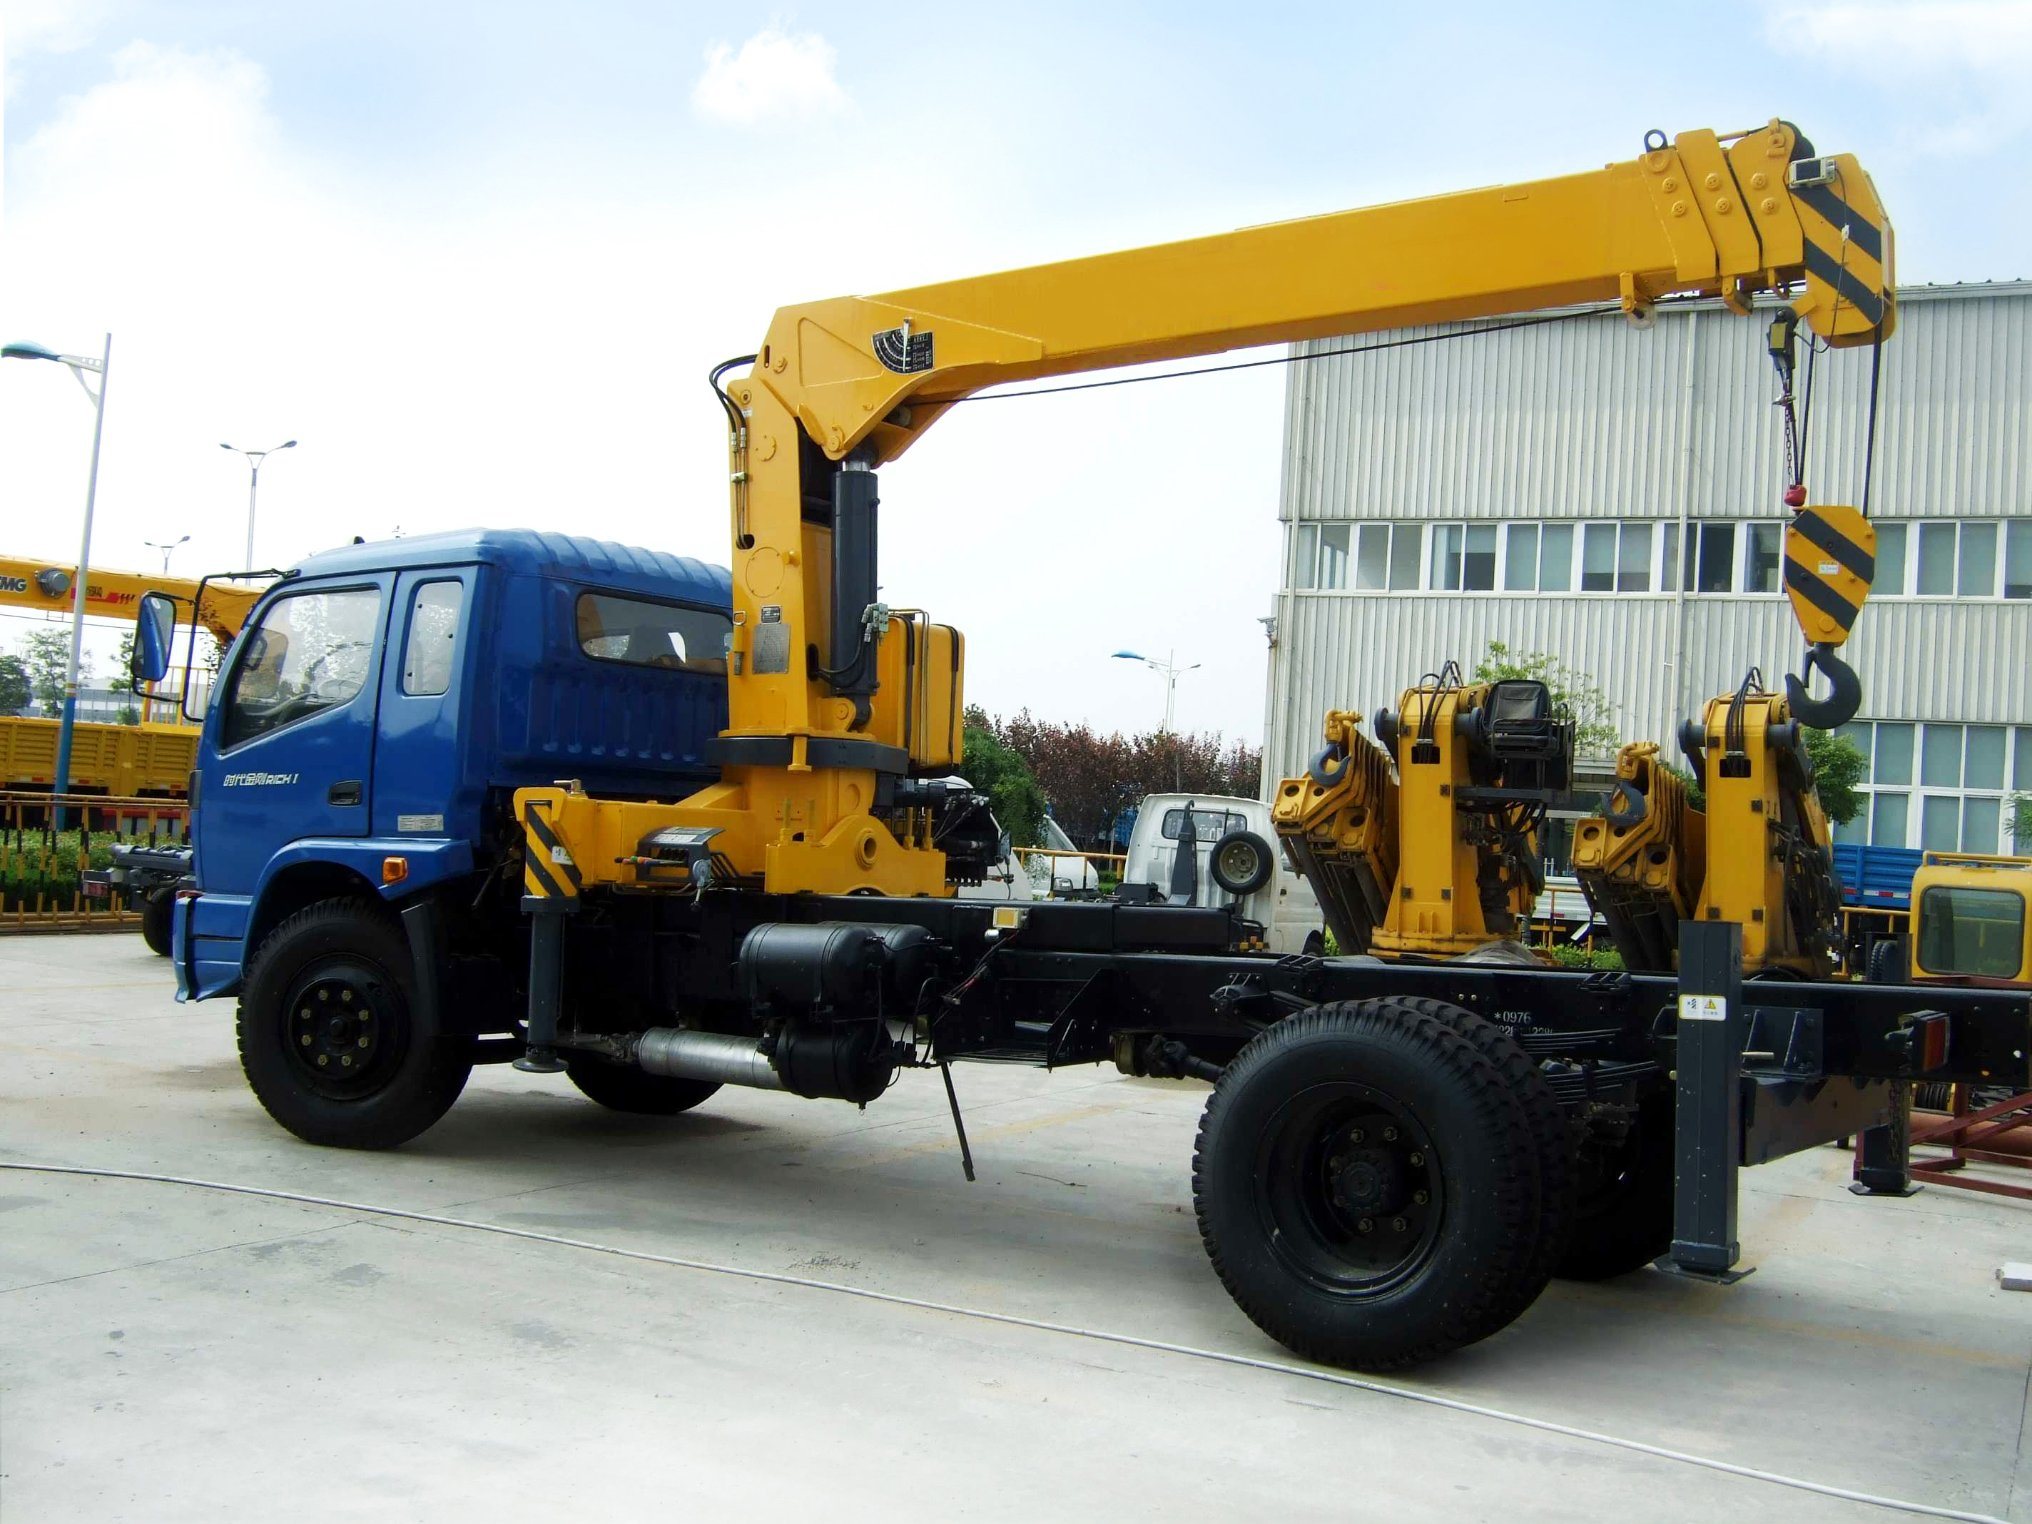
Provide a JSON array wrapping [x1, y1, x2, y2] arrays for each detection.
[[1110, 648, 1200, 732], [3, 336, 112, 827], [220, 439, 296, 569], [144, 535, 190, 575]]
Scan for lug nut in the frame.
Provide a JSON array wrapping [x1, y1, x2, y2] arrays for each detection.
[[316, 1055, 328, 1067], [319, 989, 329, 1002], [1348, 1128, 1365, 1144], [1413, 1190, 1429, 1205], [1382, 1126, 1399, 1142], [1357, 1217, 1374, 1234], [341, 989, 353, 1003], [357, 1036, 370, 1049], [1391, 1216, 1408, 1231], [341, 1056, 352, 1068], [1408, 1151, 1424, 1167]]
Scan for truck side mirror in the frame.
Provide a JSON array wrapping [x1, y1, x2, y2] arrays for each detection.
[[132, 592, 176, 687]]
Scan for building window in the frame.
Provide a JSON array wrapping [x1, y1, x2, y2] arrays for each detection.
[[1579, 522, 1653, 592], [1502, 523, 1573, 592], [1744, 523, 1783, 594], [2007, 521, 2032, 599], [1839, 720, 2027, 855], [1874, 523, 1907, 597], [1430, 523, 1497, 591], [1665, 522, 1737, 593], [1296, 522, 1422, 590]]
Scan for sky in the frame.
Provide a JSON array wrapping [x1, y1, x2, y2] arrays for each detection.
[[3, 0, 2030, 739]]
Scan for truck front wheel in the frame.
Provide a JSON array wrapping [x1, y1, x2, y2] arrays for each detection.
[[138, 888, 174, 958], [1193, 998, 1548, 1369], [238, 899, 472, 1149]]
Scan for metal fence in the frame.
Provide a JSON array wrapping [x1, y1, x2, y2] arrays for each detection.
[[0, 791, 190, 932]]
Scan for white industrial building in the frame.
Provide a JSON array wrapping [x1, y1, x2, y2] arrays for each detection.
[[1262, 281, 2032, 856]]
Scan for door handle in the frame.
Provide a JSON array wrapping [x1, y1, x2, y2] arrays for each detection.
[[328, 780, 363, 807]]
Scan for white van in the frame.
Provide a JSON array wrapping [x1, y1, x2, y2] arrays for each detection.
[[1122, 792, 1327, 954]]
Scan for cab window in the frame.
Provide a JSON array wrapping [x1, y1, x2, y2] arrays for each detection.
[[221, 586, 382, 749], [401, 580, 464, 696], [1917, 885, 2027, 980], [1161, 808, 1249, 843], [575, 592, 730, 673]]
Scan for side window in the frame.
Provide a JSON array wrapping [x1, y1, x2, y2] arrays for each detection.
[[401, 580, 464, 696], [575, 591, 731, 673], [221, 586, 383, 749]]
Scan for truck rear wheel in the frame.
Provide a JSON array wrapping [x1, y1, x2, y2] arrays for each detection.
[[1557, 1089, 1673, 1280], [1193, 998, 1549, 1369], [139, 888, 174, 958], [1386, 997, 1573, 1319], [238, 899, 471, 1149], [565, 1055, 721, 1115]]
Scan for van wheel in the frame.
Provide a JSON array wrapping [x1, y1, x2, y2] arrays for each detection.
[[1193, 998, 1547, 1369], [139, 889, 174, 957], [238, 898, 471, 1149], [566, 1055, 721, 1115]]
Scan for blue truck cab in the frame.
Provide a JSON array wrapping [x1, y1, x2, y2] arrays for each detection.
[[171, 529, 731, 1008]]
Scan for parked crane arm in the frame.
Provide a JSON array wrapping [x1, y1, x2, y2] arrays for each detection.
[[0, 556, 256, 646]]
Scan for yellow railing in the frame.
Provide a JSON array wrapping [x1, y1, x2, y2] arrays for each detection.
[[0, 790, 190, 933]]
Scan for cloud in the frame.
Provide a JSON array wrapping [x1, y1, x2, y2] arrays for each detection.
[[691, 26, 850, 126], [1768, 0, 2032, 75]]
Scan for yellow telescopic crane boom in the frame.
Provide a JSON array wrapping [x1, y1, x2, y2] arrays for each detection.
[[525, 119, 1894, 900], [0, 555, 258, 646]]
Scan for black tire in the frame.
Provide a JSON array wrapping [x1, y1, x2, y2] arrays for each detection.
[[1388, 997, 1573, 1321], [237, 898, 471, 1149], [1193, 998, 1547, 1370], [139, 888, 174, 958], [1866, 937, 1908, 986], [565, 1055, 721, 1116], [1209, 829, 1275, 896], [1557, 1088, 1674, 1281]]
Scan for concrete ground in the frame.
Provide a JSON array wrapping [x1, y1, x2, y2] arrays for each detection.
[[2, 933, 2030, 1523]]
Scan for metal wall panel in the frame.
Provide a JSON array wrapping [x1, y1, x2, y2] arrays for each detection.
[[1266, 284, 2032, 790]]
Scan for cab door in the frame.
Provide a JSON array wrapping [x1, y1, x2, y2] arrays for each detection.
[[197, 578, 390, 894], [371, 569, 475, 841]]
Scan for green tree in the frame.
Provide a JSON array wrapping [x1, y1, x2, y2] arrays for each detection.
[[0, 654, 29, 715], [1472, 640, 1620, 755], [114, 632, 140, 724], [19, 628, 90, 719], [961, 720, 1048, 848], [1802, 728, 1866, 826], [2009, 793, 2032, 856]]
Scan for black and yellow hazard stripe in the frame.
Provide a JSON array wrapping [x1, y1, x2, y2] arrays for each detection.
[[1789, 159, 1893, 336], [1783, 504, 1875, 647], [522, 802, 583, 902]]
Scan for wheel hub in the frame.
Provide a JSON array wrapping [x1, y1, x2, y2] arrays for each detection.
[[288, 973, 382, 1083], [1331, 1145, 1408, 1216]]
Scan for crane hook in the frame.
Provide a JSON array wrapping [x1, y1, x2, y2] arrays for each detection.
[[1783, 643, 1862, 730]]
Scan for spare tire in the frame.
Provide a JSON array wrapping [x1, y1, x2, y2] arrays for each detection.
[[1209, 829, 1274, 896]]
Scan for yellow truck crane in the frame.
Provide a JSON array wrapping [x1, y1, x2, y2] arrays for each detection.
[[178, 122, 2032, 1374], [0, 554, 257, 795]]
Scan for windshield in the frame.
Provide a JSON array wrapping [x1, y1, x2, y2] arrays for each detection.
[[1917, 884, 2026, 979]]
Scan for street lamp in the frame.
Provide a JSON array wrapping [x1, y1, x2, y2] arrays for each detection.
[[144, 535, 190, 575], [3, 336, 112, 826], [1111, 648, 1200, 733], [220, 439, 297, 569]]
